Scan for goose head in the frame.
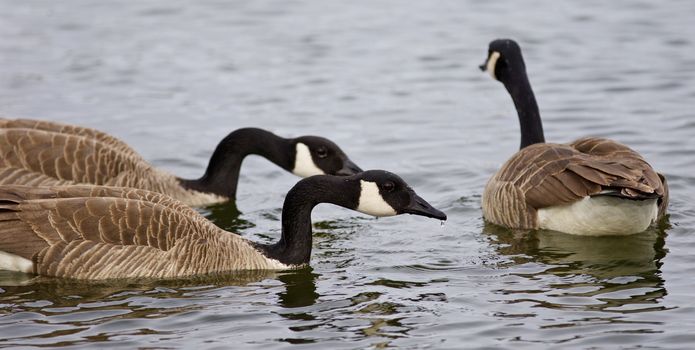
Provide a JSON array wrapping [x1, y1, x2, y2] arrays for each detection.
[[350, 170, 447, 220], [178, 128, 363, 200], [291, 136, 362, 177], [478, 39, 545, 149], [479, 38, 527, 83], [266, 170, 446, 266]]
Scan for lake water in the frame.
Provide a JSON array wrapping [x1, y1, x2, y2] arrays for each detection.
[[1, 0, 694, 348]]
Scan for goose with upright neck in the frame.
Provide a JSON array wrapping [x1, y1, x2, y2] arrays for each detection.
[[479, 39, 668, 236], [0, 119, 362, 206], [0, 170, 446, 279]]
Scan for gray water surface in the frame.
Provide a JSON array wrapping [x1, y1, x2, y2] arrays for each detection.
[[1, 1, 694, 348]]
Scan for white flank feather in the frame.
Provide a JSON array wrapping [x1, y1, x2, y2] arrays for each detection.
[[0, 251, 34, 273], [537, 196, 658, 236]]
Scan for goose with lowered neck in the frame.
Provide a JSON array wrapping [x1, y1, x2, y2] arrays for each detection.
[[0, 118, 362, 206], [479, 39, 668, 236], [0, 170, 446, 279]]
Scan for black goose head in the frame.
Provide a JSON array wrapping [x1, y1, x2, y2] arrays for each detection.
[[291, 136, 363, 177], [478, 39, 545, 149], [347, 170, 447, 220], [479, 38, 527, 84]]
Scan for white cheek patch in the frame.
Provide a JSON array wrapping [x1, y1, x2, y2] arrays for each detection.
[[357, 180, 397, 217], [486, 51, 501, 80], [292, 143, 325, 177]]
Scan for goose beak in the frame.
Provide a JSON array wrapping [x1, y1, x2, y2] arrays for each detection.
[[402, 193, 447, 220], [336, 159, 363, 176], [479, 62, 488, 72]]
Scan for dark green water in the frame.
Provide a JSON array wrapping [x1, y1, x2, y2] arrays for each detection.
[[1, 0, 694, 348]]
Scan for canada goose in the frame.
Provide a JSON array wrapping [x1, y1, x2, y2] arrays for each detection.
[[0, 118, 362, 206], [479, 39, 668, 236], [0, 170, 446, 279]]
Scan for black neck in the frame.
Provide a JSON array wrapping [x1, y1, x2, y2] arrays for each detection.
[[179, 128, 294, 199], [254, 176, 358, 266], [502, 69, 545, 149]]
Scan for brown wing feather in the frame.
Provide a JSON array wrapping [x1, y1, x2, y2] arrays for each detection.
[[0, 128, 180, 191], [0, 185, 202, 219], [0, 167, 72, 187], [0, 126, 222, 206], [0, 185, 278, 279], [0, 118, 139, 158], [0, 186, 207, 257], [569, 137, 665, 196], [0, 128, 139, 184], [483, 137, 668, 229]]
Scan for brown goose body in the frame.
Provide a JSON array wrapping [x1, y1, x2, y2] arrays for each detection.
[[0, 118, 138, 157], [480, 39, 668, 235], [0, 124, 223, 206], [482, 137, 668, 231], [0, 186, 284, 279], [0, 171, 446, 279], [0, 118, 363, 207]]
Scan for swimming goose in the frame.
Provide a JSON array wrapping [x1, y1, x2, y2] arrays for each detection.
[[0, 170, 446, 279], [0, 118, 362, 206], [479, 39, 668, 236]]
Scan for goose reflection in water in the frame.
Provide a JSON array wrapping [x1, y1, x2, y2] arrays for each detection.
[[274, 220, 348, 312], [273, 265, 415, 347], [277, 268, 320, 308], [483, 219, 669, 313]]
